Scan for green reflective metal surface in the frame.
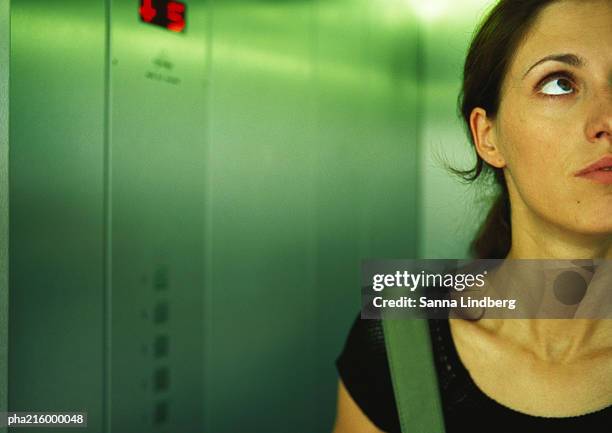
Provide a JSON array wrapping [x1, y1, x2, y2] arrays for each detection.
[[206, 2, 319, 430], [109, 0, 207, 431], [206, 0, 419, 431], [0, 0, 9, 427], [8, 1, 106, 432]]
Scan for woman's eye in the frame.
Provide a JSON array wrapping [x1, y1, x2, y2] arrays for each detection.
[[539, 77, 575, 96]]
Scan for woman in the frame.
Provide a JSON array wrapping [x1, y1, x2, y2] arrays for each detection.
[[332, 0, 611, 431]]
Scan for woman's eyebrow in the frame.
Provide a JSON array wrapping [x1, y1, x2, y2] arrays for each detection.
[[522, 53, 585, 78]]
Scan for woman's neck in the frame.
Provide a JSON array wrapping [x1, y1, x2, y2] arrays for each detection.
[[493, 207, 611, 361], [490, 318, 610, 363], [506, 207, 612, 259]]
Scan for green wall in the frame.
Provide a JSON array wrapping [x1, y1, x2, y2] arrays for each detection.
[[418, 0, 494, 258], [206, 1, 420, 430], [9, 1, 106, 431], [0, 0, 8, 428]]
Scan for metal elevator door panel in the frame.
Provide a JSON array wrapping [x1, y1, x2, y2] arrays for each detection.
[[1, 0, 10, 425], [8, 1, 107, 432], [108, 1, 207, 432], [312, 0, 420, 427], [206, 1, 318, 432], [206, 0, 420, 431]]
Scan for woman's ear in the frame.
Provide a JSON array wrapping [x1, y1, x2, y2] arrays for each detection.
[[469, 107, 506, 168]]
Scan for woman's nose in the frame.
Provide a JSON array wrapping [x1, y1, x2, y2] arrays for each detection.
[[585, 88, 612, 144]]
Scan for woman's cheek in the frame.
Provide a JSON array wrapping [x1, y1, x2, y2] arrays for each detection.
[[503, 112, 577, 213]]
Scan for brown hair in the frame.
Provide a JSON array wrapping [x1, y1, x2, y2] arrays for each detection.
[[455, 0, 559, 259]]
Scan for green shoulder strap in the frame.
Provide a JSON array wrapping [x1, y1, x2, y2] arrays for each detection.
[[382, 318, 446, 433]]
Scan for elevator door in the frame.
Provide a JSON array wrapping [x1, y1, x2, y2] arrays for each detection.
[[9, 1, 107, 431]]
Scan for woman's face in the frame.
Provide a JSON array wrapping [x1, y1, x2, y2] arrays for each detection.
[[493, 0, 612, 237]]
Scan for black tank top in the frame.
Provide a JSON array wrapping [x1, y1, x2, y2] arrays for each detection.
[[335, 314, 611, 432]]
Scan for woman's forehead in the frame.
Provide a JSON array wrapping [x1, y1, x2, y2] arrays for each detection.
[[509, 0, 612, 76]]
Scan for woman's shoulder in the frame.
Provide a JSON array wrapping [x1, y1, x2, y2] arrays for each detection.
[[335, 313, 400, 433]]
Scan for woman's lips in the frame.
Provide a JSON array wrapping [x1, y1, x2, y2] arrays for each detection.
[[575, 155, 612, 184]]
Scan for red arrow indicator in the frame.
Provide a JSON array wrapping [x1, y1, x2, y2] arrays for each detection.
[[140, 0, 157, 22]]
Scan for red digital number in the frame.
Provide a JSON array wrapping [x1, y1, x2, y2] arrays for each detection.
[[166, 2, 186, 32]]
